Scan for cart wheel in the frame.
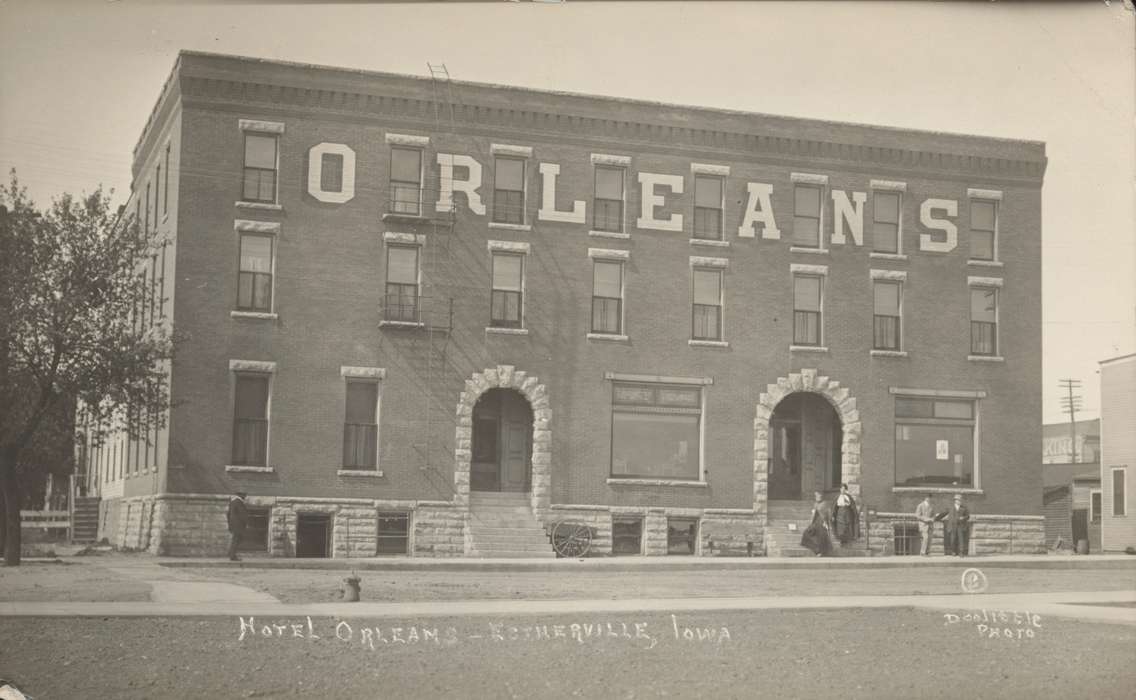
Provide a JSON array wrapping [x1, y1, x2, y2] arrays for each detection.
[[552, 521, 593, 558]]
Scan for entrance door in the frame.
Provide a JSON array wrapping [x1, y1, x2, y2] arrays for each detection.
[[471, 389, 532, 492], [769, 417, 802, 500]]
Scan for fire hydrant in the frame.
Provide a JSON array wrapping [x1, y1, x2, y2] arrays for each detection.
[[343, 574, 361, 602]]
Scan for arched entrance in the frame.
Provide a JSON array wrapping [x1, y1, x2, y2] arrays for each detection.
[[768, 393, 843, 500], [754, 369, 862, 515], [470, 388, 533, 492]]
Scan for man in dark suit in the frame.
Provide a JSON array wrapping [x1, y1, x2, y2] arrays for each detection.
[[945, 493, 971, 556], [226, 492, 248, 561]]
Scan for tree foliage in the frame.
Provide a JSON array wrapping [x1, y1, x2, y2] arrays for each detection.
[[0, 171, 175, 565]]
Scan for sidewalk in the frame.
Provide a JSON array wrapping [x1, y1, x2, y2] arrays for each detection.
[[158, 552, 1136, 572], [2, 589, 1133, 625]]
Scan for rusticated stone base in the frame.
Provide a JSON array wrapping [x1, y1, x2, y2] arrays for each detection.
[[866, 512, 1045, 556], [549, 505, 763, 557]]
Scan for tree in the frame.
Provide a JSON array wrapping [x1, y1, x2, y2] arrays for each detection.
[[0, 172, 174, 565]]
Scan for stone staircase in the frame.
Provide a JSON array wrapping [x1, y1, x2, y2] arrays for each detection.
[[71, 496, 100, 544], [764, 500, 871, 557], [467, 492, 555, 558]]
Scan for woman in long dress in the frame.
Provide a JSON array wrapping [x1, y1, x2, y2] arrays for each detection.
[[833, 483, 859, 546], [801, 490, 834, 556]]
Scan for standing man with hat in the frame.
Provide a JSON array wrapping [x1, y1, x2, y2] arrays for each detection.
[[945, 493, 971, 557], [227, 491, 249, 561]]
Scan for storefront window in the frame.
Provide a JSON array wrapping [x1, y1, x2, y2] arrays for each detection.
[[894, 397, 975, 487]]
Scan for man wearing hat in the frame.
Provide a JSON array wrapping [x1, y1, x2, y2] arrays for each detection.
[[945, 493, 971, 557], [226, 491, 249, 561]]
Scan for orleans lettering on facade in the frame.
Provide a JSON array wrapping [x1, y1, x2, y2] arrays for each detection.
[[306, 143, 968, 252]]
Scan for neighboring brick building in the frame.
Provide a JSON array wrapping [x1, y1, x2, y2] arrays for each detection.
[[82, 51, 1047, 557]]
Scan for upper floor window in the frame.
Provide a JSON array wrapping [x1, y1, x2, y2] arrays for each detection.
[[593, 166, 624, 233], [872, 191, 901, 254], [792, 185, 822, 248], [390, 147, 423, 216], [242, 133, 278, 203], [894, 396, 976, 487], [873, 281, 902, 351], [343, 380, 379, 470], [493, 157, 525, 225], [592, 260, 624, 335], [693, 176, 724, 240], [691, 268, 722, 341], [970, 199, 997, 261], [232, 373, 270, 467], [163, 145, 170, 214], [970, 287, 998, 356], [793, 275, 823, 346], [490, 252, 524, 328], [237, 234, 273, 312], [384, 245, 419, 322], [144, 183, 151, 235]]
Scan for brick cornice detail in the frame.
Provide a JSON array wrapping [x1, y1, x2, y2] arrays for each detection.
[[177, 75, 1046, 184]]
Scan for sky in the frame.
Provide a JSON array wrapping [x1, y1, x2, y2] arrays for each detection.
[[1, 0, 1133, 425]]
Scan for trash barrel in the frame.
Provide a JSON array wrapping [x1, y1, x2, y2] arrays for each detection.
[[1076, 539, 1089, 555]]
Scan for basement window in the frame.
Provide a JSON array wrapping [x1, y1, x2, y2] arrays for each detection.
[[377, 512, 410, 555], [611, 516, 643, 556], [667, 517, 698, 555], [239, 507, 270, 552]]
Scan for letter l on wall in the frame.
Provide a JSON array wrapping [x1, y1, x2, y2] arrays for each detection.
[[538, 162, 586, 223]]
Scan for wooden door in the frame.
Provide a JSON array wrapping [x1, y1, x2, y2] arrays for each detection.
[[499, 392, 531, 492], [769, 419, 802, 500]]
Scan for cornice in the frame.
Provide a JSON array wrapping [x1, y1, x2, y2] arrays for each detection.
[[174, 73, 1046, 186]]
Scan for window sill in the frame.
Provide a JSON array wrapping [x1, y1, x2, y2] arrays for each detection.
[[225, 465, 275, 474], [891, 487, 983, 496], [231, 311, 278, 320], [689, 339, 729, 348], [337, 469, 384, 478], [379, 320, 426, 329], [968, 355, 1005, 363], [235, 201, 283, 211], [587, 333, 629, 342], [589, 230, 630, 239], [607, 478, 708, 488], [870, 349, 908, 358], [869, 252, 907, 261], [967, 259, 1004, 268], [488, 222, 532, 232], [791, 345, 828, 353], [381, 212, 427, 222], [789, 246, 828, 255], [486, 326, 529, 336], [690, 238, 729, 248]]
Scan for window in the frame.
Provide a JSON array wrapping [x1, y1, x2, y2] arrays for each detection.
[[592, 260, 623, 335], [343, 381, 378, 469], [691, 268, 722, 341], [693, 176, 724, 240], [237, 234, 273, 312], [611, 517, 643, 555], [873, 281, 902, 350], [593, 166, 624, 232], [389, 147, 422, 215], [493, 157, 525, 224], [872, 191, 901, 254], [970, 288, 998, 356], [384, 246, 419, 322], [667, 517, 698, 555], [154, 166, 160, 221], [1090, 490, 1102, 522], [242, 133, 278, 203], [163, 145, 170, 214], [490, 253, 523, 328], [792, 184, 822, 247], [144, 183, 151, 235], [377, 513, 410, 555], [970, 199, 997, 261], [232, 374, 269, 466], [793, 275, 822, 346], [893, 523, 921, 556], [610, 381, 702, 480], [1113, 468, 1127, 517], [240, 507, 271, 552], [894, 397, 975, 487]]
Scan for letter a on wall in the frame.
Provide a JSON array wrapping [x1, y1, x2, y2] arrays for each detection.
[[307, 143, 356, 204]]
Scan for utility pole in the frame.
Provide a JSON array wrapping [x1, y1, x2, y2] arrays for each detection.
[[1058, 379, 1083, 463]]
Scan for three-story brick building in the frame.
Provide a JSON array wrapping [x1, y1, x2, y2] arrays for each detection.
[[84, 51, 1047, 557]]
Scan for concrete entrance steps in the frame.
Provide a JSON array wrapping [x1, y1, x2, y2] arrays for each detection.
[[71, 496, 100, 544], [765, 500, 870, 557], [468, 492, 555, 558]]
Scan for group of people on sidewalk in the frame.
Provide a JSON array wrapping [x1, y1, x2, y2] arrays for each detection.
[[800, 486, 972, 557]]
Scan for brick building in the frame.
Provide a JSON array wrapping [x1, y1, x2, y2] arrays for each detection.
[[82, 52, 1047, 557]]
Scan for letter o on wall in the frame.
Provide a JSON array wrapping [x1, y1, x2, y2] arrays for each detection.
[[307, 143, 356, 203]]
